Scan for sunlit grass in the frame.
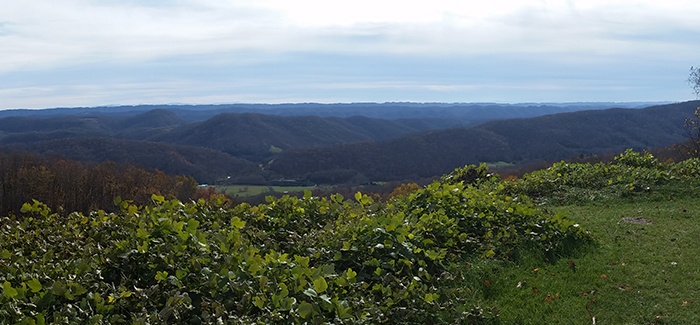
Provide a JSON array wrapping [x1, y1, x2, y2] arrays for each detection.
[[476, 196, 700, 324], [215, 184, 318, 197]]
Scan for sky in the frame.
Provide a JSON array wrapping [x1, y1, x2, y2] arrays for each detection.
[[1, 0, 700, 109]]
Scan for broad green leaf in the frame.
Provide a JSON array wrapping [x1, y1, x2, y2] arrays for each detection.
[[71, 282, 88, 296], [51, 281, 67, 297], [279, 297, 295, 310], [27, 278, 42, 293], [330, 193, 344, 203], [253, 296, 265, 309], [151, 194, 165, 204], [248, 257, 263, 274], [424, 293, 439, 303], [186, 218, 200, 233], [294, 255, 310, 268], [20, 202, 33, 213], [137, 241, 148, 253], [155, 271, 168, 282], [321, 264, 335, 276], [36, 314, 46, 325], [279, 283, 289, 298], [336, 299, 352, 319], [0, 249, 11, 259], [346, 268, 357, 281], [220, 241, 229, 253], [231, 217, 246, 229], [136, 227, 150, 239], [176, 269, 188, 279], [2, 281, 18, 298], [173, 220, 185, 233], [313, 277, 328, 293], [425, 249, 440, 260], [335, 276, 348, 287], [298, 301, 314, 319]]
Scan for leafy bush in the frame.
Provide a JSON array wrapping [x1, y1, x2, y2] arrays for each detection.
[[507, 149, 700, 204], [0, 166, 590, 324]]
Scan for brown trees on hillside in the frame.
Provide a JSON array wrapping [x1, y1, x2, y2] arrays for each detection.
[[0, 151, 197, 215]]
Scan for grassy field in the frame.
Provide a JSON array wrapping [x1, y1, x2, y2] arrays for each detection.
[[473, 196, 700, 324], [215, 184, 318, 197]]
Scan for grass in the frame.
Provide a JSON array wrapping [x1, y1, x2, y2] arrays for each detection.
[[216, 184, 318, 198], [486, 161, 515, 168], [474, 196, 700, 324]]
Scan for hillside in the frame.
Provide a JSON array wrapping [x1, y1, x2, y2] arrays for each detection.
[[2, 138, 258, 182], [148, 113, 434, 161], [0, 111, 439, 181], [476, 103, 689, 161], [268, 128, 512, 182], [0, 101, 694, 184], [268, 101, 700, 182]]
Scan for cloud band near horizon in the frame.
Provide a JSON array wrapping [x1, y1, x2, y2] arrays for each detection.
[[1, 0, 699, 109]]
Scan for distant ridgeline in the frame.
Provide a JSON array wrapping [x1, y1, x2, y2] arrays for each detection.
[[0, 101, 694, 185]]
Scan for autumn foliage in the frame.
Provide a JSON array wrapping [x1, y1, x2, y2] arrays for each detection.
[[0, 151, 197, 214]]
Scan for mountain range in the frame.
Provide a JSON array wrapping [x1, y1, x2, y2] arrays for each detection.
[[0, 101, 695, 184]]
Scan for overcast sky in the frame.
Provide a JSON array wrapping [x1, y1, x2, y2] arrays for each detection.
[[1, 0, 699, 109]]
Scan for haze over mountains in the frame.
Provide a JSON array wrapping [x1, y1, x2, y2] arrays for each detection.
[[0, 101, 695, 184]]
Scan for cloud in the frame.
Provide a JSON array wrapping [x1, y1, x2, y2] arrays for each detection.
[[0, 0, 698, 108], [3, 0, 696, 66], [1, 1, 283, 70]]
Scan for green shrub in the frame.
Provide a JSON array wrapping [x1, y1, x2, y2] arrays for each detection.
[[1, 166, 591, 324], [508, 149, 700, 204]]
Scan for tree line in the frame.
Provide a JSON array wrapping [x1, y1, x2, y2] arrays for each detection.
[[0, 151, 197, 215]]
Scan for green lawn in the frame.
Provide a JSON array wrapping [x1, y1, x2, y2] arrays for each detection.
[[480, 196, 700, 324], [486, 161, 515, 168], [216, 184, 318, 197]]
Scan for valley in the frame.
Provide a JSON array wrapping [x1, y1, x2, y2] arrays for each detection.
[[0, 101, 694, 189]]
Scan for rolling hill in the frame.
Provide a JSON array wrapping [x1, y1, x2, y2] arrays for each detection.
[[267, 101, 700, 182], [5, 137, 258, 182], [0, 101, 694, 184], [148, 113, 444, 161]]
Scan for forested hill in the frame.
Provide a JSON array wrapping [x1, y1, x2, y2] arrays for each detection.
[[0, 102, 639, 182], [148, 113, 442, 161], [268, 101, 700, 182], [0, 101, 694, 184], [0, 112, 457, 178]]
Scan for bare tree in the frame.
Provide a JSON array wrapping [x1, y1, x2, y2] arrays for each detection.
[[689, 66, 700, 98], [684, 66, 700, 156]]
